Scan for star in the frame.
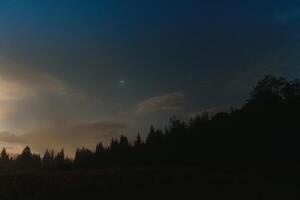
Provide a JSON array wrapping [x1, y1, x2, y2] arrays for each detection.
[[119, 80, 126, 85]]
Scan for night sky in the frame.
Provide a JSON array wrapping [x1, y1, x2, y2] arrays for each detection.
[[0, 0, 299, 155]]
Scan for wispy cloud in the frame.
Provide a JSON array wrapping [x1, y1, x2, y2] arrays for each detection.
[[0, 65, 73, 129], [137, 92, 185, 113], [0, 65, 67, 100]]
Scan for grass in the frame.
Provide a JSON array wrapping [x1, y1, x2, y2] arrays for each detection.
[[0, 166, 290, 200]]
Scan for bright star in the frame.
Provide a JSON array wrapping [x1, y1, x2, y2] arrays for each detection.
[[119, 80, 126, 85]]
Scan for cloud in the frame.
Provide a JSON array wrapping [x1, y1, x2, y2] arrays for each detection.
[[0, 64, 96, 133], [0, 131, 24, 143], [0, 65, 69, 122], [138, 92, 185, 113], [0, 120, 126, 156], [0, 65, 67, 100]]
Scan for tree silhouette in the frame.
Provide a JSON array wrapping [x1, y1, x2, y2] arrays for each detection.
[[42, 149, 54, 170], [16, 146, 41, 170], [135, 134, 142, 147], [55, 149, 65, 169], [1, 148, 9, 161]]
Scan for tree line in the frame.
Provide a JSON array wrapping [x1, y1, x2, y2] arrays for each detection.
[[0, 75, 300, 171]]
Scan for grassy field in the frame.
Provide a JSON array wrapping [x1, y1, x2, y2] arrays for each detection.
[[0, 166, 292, 200]]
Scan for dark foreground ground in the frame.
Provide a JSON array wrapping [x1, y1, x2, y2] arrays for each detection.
[[0, 166, 297, 200]]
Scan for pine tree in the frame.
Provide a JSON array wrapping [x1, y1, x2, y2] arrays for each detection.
[[1, 148, 9, 161]]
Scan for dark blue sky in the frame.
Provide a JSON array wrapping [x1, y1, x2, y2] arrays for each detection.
[[0, 0, 299, 154]]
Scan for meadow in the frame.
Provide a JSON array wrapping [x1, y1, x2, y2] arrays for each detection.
[[0, 166, 282, 200]]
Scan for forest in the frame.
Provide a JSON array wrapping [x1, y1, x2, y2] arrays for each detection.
[[0, 75, 299, 172]]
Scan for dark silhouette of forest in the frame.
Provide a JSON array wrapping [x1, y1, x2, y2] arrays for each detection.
[[0, 75, 299, 172]]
